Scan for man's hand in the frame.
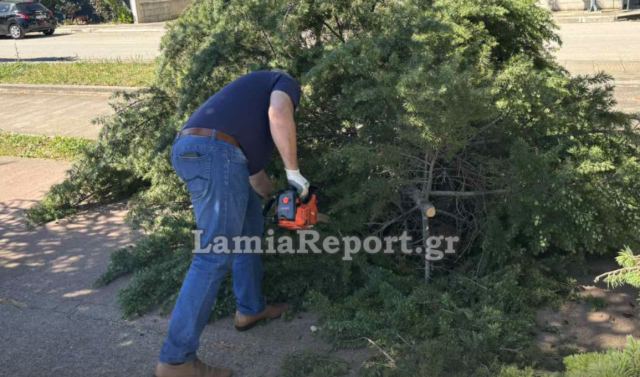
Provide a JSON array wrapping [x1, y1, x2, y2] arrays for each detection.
[[249, 170, 274, 199], [285, 169, 309, 199]]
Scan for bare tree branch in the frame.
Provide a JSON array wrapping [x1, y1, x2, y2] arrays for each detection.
[[429, 189, 508, 197], [322, 21, 345, 43]]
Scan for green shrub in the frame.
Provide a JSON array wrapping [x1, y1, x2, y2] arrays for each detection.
[[499, 337, 640, 377], [90, 0, 133, 23], [39, 0, 132, 23], [563, 337, 640, 377], [39, 0, 83, 20]]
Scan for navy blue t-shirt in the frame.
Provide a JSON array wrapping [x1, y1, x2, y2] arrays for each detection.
[[184, 71, 301, 174]]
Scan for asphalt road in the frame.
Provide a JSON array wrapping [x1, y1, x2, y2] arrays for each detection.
[[0, 19, 637, 69], [554, 21, 640, 113], [0, 24, 164, 61]]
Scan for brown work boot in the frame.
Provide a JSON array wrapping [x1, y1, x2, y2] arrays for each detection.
[[154, 358, 232, 377], [234, 303, 289, 331]]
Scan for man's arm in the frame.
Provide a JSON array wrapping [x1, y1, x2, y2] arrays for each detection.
[[268, 90, 309, 198], [269, 91, 298, 170], [249, 170, 274, 199]]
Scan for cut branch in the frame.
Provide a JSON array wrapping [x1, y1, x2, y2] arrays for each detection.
[[409, 188, 436, 218], [595, 266, 640, 283], [429, 189, 508, 197]]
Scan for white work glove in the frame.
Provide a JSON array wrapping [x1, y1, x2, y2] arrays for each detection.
[[285, 169, 310, 199]]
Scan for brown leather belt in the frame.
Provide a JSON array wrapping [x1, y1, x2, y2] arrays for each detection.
[[177, 127, 241, 149]]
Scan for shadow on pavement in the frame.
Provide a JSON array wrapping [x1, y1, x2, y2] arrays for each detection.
[[0, 32, 71, 40], [0, 56, 77, 62], [0, 200, 135, 287]]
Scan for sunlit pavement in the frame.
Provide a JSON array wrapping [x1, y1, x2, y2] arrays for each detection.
[[0, 24, 164, 61], [555, 21, 640, 112], [0, 87, 113, 139]]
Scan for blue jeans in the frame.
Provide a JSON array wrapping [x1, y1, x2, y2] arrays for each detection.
[[159, 134, 266, 364]]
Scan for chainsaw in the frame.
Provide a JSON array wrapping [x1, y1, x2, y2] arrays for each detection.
[[263, 186, 328, 230]]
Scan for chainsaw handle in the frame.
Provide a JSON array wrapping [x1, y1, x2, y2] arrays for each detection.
[[300, 185, 318, 204], [263, 186, 318, 217], [262, 197, 277, 217]]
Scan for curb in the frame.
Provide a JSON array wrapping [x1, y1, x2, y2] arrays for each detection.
[[58, 22, 166, 34], [0, 83, 142, 95], [59, 27, 165, 33], [552, 9, 640, 23], [554, 15, 617, 23]]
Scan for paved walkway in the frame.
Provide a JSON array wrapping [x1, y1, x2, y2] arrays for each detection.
[[0, 156, 367, 376], [0, 87, 112, 139], [0, 156, 71, 203]]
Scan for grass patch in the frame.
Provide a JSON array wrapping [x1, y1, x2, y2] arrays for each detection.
[[0, 132, 94, 160], [0, 61, 155, 87]]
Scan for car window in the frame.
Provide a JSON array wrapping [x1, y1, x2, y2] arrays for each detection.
[[0, 4, 11, 12], [16, 3, 47, 12]]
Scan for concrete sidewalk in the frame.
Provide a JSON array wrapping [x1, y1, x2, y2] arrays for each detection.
[[0, 84, 143, 140], [609, 80, 640, 113], [0, 86, 116, 139]]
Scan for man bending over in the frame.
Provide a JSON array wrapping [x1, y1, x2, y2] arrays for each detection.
[[155, 70, 310, 377]]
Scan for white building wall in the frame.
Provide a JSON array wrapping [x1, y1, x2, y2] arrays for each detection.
[[130, 0, 191, 23], [538, 0, 623, 10]]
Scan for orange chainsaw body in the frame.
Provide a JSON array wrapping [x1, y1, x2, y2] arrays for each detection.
[[275, 188, 318, 230]]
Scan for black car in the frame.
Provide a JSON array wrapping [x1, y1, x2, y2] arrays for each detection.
[[0, 1, 56, 39]]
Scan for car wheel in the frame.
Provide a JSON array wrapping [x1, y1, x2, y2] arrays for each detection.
[[43, 29, 55, 36], [9, 24, 24, 39]]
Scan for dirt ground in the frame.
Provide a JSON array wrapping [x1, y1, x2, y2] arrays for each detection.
[[535, 258, 639, 369]]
